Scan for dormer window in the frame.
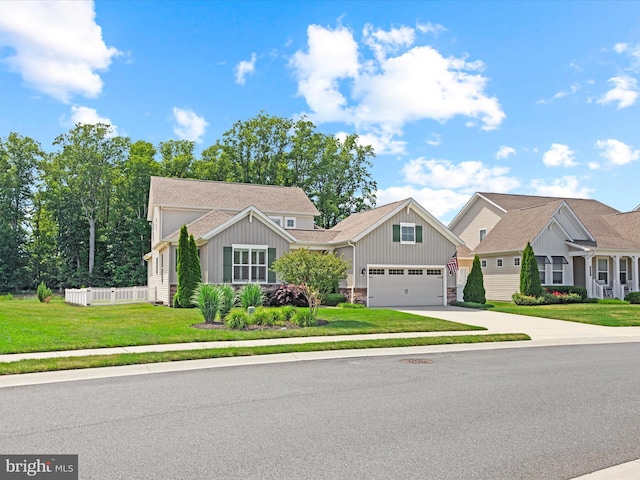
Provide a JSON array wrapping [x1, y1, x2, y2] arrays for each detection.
[[285, 217, 296, 228], [480, 229, 487, 241]]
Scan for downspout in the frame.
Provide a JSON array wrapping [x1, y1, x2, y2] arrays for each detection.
[[348, 241, 356, 303]]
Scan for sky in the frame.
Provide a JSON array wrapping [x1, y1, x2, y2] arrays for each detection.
[[1, 1, 640, 223]]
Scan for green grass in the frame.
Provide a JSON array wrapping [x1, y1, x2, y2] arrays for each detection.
[[0, 334, 530, 375], [491, 301, 640, 327], [0, 298, 484, 354]]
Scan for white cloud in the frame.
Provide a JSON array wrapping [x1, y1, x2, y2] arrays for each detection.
[[0, 0, 120, 102], [597, 76, 638, 109], [588, 162, 600, 170], [235, 53, 257, 85], [614, 43, 628, 54], [426, 133, 441, 147], [596, 139, 640, 166], [376, 186, 469, 221], [416, 22, 447, 36], [67, 105, 117, 136], [554, 83, 580, 98], [542, 143, 577, 167], [289, 23, 505, 145], [401, 157, 520, 192], [496, 145, 516, 159], [531, 176, 592, 198], [172, 107, 208, 143]]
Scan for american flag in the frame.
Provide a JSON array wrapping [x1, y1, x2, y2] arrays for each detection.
[[447, 256, 458, 275]]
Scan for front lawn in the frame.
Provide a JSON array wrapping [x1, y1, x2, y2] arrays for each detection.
[[0, 298, 484, 354], [491, 301, 640, 327]]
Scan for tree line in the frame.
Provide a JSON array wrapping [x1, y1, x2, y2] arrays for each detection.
[[0, 112, 377, 293]]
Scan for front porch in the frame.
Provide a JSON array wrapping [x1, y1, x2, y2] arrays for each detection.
[[571, 253, 639, 300]]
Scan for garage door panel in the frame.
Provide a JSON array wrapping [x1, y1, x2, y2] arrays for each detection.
[[368, 268, 443, 307]]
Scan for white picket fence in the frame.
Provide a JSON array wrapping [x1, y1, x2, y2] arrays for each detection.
[[65, 286, 156, 306]]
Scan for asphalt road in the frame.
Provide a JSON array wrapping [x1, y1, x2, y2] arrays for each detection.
[[1, 343, 640, 480]]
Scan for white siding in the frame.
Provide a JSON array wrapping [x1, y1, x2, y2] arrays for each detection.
[[483, 274, 520, 301], [555, 206, 590, 241], [149, 246, 170, 304], [451, 199, 503, 250]]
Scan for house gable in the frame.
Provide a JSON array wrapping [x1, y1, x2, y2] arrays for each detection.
[[449, 194, 505, 250]]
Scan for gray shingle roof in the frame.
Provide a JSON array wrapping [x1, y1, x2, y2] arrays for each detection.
[[149, 176, 320, 216], [165, 209, 231, 241], [473, 192, 640, 253], [328, 200, 406, 243]]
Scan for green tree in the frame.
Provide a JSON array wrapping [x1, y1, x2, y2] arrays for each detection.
[[196, 112, 377, 228], [173, 226, 200, 307], [520, 242, 543, 297], [271, 249, 349, 320], [0, 133, 43, 291], [105, 141, 160, 286], [463, 255, 486, 304], [159, 139, 195, 178], [47, 123, 129, 280]]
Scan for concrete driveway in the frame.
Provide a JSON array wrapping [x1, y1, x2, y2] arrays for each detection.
[[396, 305, 640, 343]]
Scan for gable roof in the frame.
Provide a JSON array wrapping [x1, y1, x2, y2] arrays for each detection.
[[463, 192, 640, 254], [329, 198, 463, 246], [148, 176, 320, 219], [164, 209, 231, 242]]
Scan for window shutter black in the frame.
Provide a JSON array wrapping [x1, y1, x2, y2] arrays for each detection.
[[393, 224, 400, 242], [268, 248, 276, 283], [223, 246, 232, 283], [416, 226, 423, 243]]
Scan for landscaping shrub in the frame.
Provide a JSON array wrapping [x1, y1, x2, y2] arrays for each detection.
[[338, 302, 365, 308], [598, 298, 629, 304], [225, 308, 249, 329], [543, 291, 582, 304], [625, 291, 640, 304], [191, 283, 221, 324], [174, 226, 200, 308], [292, 309, 316, 327], [218, 284, 236, 318], [251, 307, 274, 326], [512, 293, 546, 305], [37, 281, 52, 303], [544, 286, 587, 300], [0, 293, 14, 301], [265, 284, 308, 307], [463, 255, 486, 304], [279, 305, 296, 321], [322, 293, 347, 306], [520, 242, 543, 297], [238, 283, 264, 309]]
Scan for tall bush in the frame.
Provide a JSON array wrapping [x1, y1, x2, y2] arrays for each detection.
[[238, 283, 264, 309], [520, 242, 543, 297], [191, 283, 221, 323], [36, 281, 52, 303], [463, 255, 486, 304], [173, 226, 200, 308]]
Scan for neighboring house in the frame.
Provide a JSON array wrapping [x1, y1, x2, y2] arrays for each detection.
[[146, 176, 463, 307], [449, 192, 640, 301]]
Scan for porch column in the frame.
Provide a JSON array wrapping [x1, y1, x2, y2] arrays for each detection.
[[633, 256, 639, 292], [584, 255, 593, 298], [613, 255, 620, 298]]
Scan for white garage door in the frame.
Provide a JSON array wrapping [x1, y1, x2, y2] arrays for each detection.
[[368, 267, 444, 307]]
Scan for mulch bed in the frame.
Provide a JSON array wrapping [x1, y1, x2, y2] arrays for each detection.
[[191, 319, 328, 330]]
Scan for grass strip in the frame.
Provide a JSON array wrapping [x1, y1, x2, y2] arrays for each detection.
[[0, 334, 530, 376]]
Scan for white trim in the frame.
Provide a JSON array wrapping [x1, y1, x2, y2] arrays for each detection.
[[269, 216, 283, 226], [366, 263, 448, 307], [448, 193, 507, 230], [496, 258, 503, 268], [201, 206, 298, 243], [351, 198, 463, 246], [285, 217, 296, 229], [231, 245, 268, 284], [400, 222, 416, 244], [481, 259, 487, 268], [479, 228, 487, 242]]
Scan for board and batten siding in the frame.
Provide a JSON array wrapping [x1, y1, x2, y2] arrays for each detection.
[[350, 209, 458, 288], [554, 206, 590, 240], [451, 199, 503, 250], [205, 216, 291, 284], [532, 225, 574, 286], [335, 245, 354, 290]]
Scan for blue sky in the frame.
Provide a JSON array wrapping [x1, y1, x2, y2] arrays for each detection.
[[1, 1, 640, 222]]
